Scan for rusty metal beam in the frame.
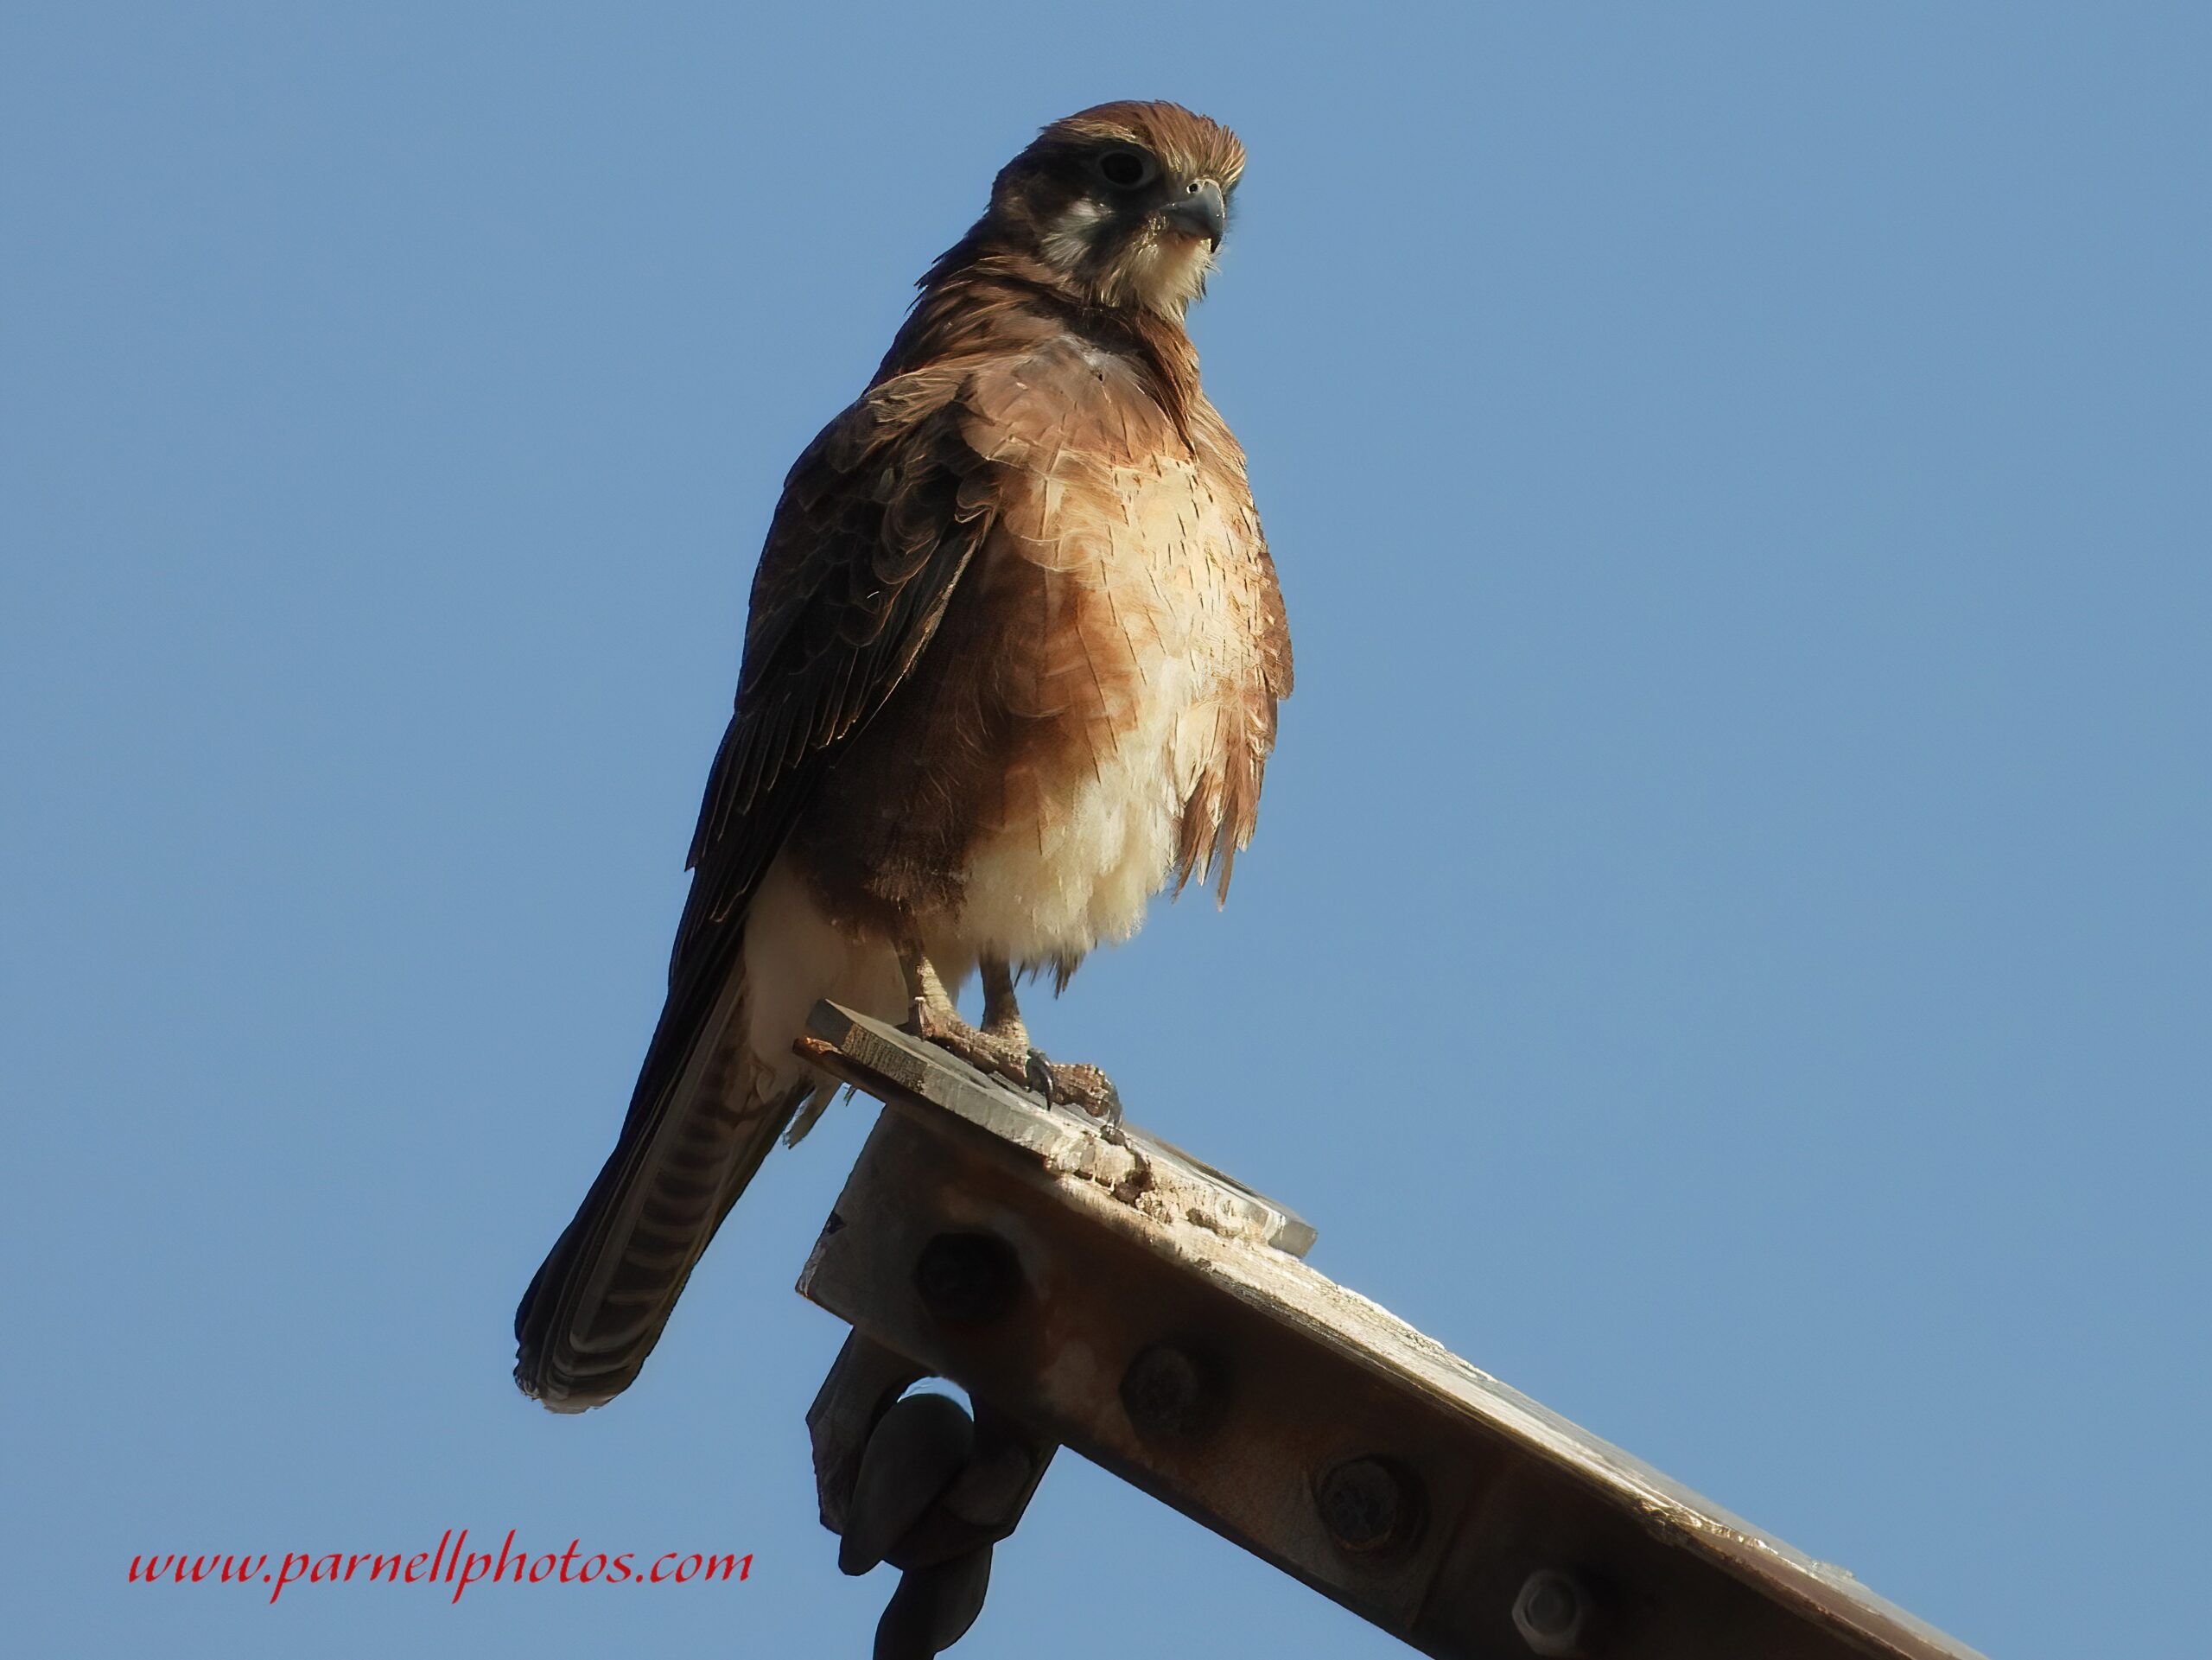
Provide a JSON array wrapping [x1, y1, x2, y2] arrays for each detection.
[[795, 1002, 1986, 1660]]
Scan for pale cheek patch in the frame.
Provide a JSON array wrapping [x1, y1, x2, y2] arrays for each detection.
[[1042, 202, 1215, 318], [1040, 199, 1109, 276]]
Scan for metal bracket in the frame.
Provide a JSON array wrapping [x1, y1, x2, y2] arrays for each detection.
[[796, 1002, 1986, 1660]]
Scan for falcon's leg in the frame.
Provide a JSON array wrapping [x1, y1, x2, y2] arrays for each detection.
[[978, 956, 1030, 1052], [988, 958, 1122, 1128], [898, 943, 1030, 1088], [898, 946, 1122, 1124]]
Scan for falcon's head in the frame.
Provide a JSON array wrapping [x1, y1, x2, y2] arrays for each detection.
[[982, 101, 1245, 319]]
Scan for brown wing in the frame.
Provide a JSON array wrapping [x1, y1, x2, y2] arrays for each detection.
[[672, 366, 999, 966], [513, 364, 998, 1408]]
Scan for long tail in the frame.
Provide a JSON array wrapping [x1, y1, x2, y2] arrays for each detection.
[[512, 949, 814, 1412]]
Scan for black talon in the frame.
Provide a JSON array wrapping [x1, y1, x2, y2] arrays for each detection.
[[1018, 1046, 1123, 1127], [1023, 1048, 1055, 1099]]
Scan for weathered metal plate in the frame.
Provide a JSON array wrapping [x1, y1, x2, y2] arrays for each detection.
[[804, 1002, 1317, 1257], [796, 1003, 1986, 1660]]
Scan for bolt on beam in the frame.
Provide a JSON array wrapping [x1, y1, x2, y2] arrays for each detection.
[[796, 1002, 1986, 1660]]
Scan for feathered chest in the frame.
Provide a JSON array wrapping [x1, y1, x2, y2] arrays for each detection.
[[775, 340, 1287, 964], [938, 423, 1278, 960]]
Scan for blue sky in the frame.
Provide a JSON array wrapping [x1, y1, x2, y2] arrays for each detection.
[[5, 3, 2206, 1656]]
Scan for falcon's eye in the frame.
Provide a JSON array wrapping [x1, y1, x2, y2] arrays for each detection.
[[1093, 148, 1158, 191]]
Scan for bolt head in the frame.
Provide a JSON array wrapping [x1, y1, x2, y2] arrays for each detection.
[[1512, 1568, 1594, 1657], [912, 1232, 1020, 1324], [1315, 1456, 1424, 1555], [1120, 1342, 1221, 1440]]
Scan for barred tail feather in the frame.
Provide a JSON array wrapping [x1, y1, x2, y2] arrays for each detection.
[[512, 964, 804, 1413], [514, 853, 905, 1411]]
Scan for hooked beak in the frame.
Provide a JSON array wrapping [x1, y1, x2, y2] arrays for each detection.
[[1163, 179, 1227, 251]]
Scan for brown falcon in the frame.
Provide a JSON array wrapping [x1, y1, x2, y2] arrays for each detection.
[[515, 102, 1292, 1410]]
